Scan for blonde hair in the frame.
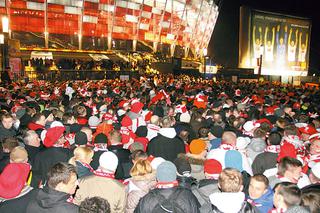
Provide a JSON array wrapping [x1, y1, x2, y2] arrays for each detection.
[[218, 168, 243, 192], [130, 159, 153, 177], [69, 147, 94, 165]]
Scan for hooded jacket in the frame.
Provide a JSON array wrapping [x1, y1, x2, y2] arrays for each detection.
[[247, 138, 267, 162], [247, 187, 274, 213], [147, 128, 185, 162], [26, 186, 78, 213]]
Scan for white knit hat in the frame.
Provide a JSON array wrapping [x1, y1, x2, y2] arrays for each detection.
[[88, 116, 100, 129], [99, 152, 118, 172], [150, 157, 165, 170], [180, 113, 191, 123], [236, 137, 251, 150]]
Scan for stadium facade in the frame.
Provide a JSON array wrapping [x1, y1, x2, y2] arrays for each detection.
[[0, 0, 219, 57]]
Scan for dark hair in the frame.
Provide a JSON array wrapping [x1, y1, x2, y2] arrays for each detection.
[[130, 150, 148, 161], [274, 182, 301, 208], [32, 113, 44, 123], [79, 197, 111, 213], [251, 174, 269, 188], [268, 131, 282, 145], [284, 125, 298, 136], [47, 162, 76, 189], [2, 137, 19, 152], [198, 127, 210, 138], [278, 157, 302, 176]]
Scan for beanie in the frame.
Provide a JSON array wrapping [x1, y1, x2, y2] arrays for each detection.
[[277, 143, 297, 162], [236, 137, 251, 151], [150, 157, 165, 170], [173, 157, 191, 177], [156, 161, 177, 182], [99, 152, 118, 172], [75, 131, 88, 146], [209, 125, 224, 138], [225, 150, 243, 172], [94, 133, 108, 144], [121, 115, 132, 127], [180, 113, 191, 123], [204, 159, 222, 178], [131, 102, 144, 113], [189, 139, 207, 154], [0, 163, 31, 199], [88, 116, 100, 129], [41, 126, 65, 147]]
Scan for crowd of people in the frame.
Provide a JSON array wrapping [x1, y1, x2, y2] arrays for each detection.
[[0, 74, 320, 213]]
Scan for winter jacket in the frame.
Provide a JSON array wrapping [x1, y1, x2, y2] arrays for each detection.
[[210, 192, 259, 213], [26, 186, 78, 213], [24, 144, 41, 167], [247, 138, 267, 162], [147, 128, 185, 162], [247, 187, 274, 213], [74, 175, 126, 213], [134, 186, 200, 213], [108, 144, 132, 180], [0, 189, 39, 213], [174, 122, 197, 143], [210, 138, 222, 150], [177, 175, 198, 189], [178, 153, 205, 181], [31, 147, 72, 187], [252, 152, 278, 175], [125, 173, 156, 213], [75, 161, 93, 178], [285, 205, 310, 213]]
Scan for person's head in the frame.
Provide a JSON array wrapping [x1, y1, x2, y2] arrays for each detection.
[[277, 157, 303, 183], [47, 162, 78, 195], [1, 113, 14, 130], [32, 113, 46, 126], [301, 191, 320, 213], [43, 110, 55, 123], [309, 162, 320, 184], [204, 159, 222, 180], [221, 131, 237, 146], [160, 116, 172, 128], [198, 127, 210, 138], [284, 106, 295, 117], [284, 125, 298, 136], [69, 147, 94, 165], [79, 197, 111, 213], [253, 128, 267, 139], [99, 152, 118, 173], [62, 113, 76, 125], [273, 182, 301, 211], [109, 129, 121, 145], [130, 150, 148, 163], [268, 131, 282, 146], [10, 146, 28, 163], [76, 106, 87, 117], [2, 137, 19, 153], [310, 139, 320, 155], [81, 127, 93, 143], [156, 161, 177, 183], [23, 130, 41, 147], [130, 159, 153, 177], [249, 174, 269, 199], [150, 115, 160, 125], [218, 168, 243, 192]]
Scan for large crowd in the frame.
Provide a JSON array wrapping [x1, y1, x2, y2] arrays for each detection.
[[0, 75, 320, 213]]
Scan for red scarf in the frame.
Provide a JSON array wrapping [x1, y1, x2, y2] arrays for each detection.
[[94, 169, 115, 179], [147, 124, 160, 132], [268, 208, 285, 213], [219, 143, 235, 150], [264, 145, 280, 153], [156, 181, 179, 189]]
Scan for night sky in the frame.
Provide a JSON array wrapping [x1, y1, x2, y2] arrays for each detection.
[[209, 0, 319, 75]]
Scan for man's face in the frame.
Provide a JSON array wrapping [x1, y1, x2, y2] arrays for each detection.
[[2, 117, 13, 129], [57, 173, 78, 195], [310, 140, 320, 155], [248, 179, 267, 199], [46, 114, 55, 123], [31, 133, 41, 147], [286, 166, 302, 183], [37, 115, 46, 126]]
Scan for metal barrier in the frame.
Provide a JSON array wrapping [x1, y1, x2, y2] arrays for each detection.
[[25, 70, 141, 81]]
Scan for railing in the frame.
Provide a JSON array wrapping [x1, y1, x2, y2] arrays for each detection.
[[25, 70, 141, 81]]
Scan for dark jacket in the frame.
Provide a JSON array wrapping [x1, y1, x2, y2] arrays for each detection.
[[0, 123, 17, 142], [211, 201, 259, 213], [108, 144, 132, 180], [0, 189, 39, 213], [31, 147, 71, 187], [174, 122, 197, 143], [75, 161, 93, 178], [134, 187, 200, 213], [24, 144, 41, 167], [147, 128, 185, 162], [0, 152, 10, 173], [26, 186, 78, 213], [91, 149, 105, 170], [177, 176, 198, 189]]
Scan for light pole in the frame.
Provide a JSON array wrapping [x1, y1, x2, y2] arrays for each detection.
[[1, 16, 9, 75]]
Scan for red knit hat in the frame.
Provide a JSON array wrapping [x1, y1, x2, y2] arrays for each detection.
[[204, 159, 222, 176], [299, 125, 318, 135], [121, 115, 132, 127], [41, 126, 66, 147], [131, 102, 144, 113], [0, 163, 31, 199], [277, 143, 297, 162]]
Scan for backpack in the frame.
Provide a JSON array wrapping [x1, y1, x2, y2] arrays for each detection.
[[151, 188, 185, 213]]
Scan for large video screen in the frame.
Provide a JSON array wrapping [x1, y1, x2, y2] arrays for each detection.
[[250, 10, 311, 76]]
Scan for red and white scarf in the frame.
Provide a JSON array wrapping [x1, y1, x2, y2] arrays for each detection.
[[269, 208, 285, 213], [264, 145, 280, 153], [147, 124, 160, 132], [156, 181, 179, 189], [94, 169, 115, 179], [93, 143, 109, 152], [219, 143, 236, 150], [77, 161, 94, 173]]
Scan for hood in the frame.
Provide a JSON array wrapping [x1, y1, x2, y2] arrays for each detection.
[[159, 128, 177, 138], [210, 192, 245, 213], [37, 186, 70, 209], [249, 138, 267, 152], [250, 187, 274, 209]]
